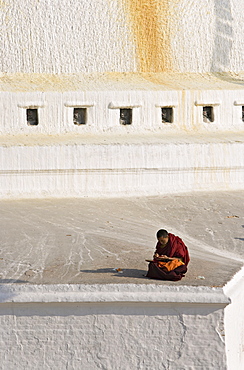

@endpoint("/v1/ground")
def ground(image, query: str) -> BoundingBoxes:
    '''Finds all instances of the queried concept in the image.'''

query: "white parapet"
[224,266,244,370]
[0,283,228,369]
[0,283,230,304]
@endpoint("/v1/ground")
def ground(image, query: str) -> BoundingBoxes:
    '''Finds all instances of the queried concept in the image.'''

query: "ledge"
[194,101,221,107]
[155,103,178,108]
[64,102,95,108]
[1,72,244,92]
[17,102,46,109]
[234,101,244,106]
[108,102,142,109]
[0,132,244,147]
[0,284,229,305]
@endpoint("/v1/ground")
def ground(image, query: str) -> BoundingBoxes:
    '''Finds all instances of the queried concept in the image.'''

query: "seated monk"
[146,229,190,281]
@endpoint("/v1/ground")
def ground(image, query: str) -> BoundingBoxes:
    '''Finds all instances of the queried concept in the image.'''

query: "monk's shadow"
[0,279,29,284]
[80,268,147,279]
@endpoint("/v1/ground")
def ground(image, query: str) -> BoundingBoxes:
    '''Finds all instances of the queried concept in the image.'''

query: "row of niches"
[25,106,244,126]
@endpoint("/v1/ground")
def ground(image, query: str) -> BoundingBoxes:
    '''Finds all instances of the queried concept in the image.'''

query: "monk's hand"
[159,254,168,259]
[154,254,169,260]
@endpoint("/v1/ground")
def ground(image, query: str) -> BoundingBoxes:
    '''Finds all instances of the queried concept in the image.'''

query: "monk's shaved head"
[156,229,168,238]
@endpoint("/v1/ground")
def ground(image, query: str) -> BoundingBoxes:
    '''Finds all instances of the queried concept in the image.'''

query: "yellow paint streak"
[125,0,172,72]
[1,72,244,92]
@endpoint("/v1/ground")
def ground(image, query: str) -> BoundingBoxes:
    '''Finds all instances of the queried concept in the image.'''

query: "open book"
[145,257,175,263]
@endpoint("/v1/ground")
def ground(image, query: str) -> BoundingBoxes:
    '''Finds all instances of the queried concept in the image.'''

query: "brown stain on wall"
[125,0,172,72]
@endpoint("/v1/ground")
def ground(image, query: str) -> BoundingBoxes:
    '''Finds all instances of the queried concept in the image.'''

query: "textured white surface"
[0,284,229,304]
[224,266,244,370]
[0,0,136,74]
[0,139,243,198]
[0,79,244,199]
[0,300,227,370]
[1,0,244,73]
[171,0,244,73]
[1,72,244,136]
[0,285,228,368]
[0,79,244,136]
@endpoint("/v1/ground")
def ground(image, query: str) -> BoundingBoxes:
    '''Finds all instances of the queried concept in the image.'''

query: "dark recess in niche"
[203,106,214,123]
[161,107,173,123]
[120,109,132,125]
[73,108,87,125]
[27,109,38,126]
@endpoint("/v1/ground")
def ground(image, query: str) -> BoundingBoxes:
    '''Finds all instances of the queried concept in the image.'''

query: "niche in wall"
[73,108,87,125]
[27,109,38,126]
[120,109,132,125]
[203,106,214,123]
[161,107,173,123]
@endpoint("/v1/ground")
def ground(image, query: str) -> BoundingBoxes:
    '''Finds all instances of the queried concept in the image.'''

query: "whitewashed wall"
[0,86,244,199]
[0,89,244,135]
[224,266,244,370]
[0,284,228,370]
[0,0,244,74]
[0,302,227,369]
[0,141,243,199]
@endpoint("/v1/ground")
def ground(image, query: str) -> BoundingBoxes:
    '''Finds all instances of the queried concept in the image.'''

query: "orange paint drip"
[125,0,172,72]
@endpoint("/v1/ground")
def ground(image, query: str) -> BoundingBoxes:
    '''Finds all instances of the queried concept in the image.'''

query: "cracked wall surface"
[0,302,226,370]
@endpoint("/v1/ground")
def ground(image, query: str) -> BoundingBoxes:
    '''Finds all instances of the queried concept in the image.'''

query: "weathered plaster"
[1,0,244,73]
[125,0,172,72]
[224,266,244,370]
[0,139,243,198]
[0,284,228,369]
[0,284,230,304]
[1,74,244,135]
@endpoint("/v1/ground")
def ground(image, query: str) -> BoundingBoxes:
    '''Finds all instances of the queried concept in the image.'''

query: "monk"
[146,229,190,281]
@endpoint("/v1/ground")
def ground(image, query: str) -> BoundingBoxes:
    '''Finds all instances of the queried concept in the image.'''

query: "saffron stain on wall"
[124,0,172,72]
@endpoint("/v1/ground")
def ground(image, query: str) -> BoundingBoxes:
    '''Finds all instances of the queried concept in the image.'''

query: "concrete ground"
[0,191,243,286]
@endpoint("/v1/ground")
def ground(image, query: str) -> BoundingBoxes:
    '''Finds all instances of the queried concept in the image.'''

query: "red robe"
[146,233,190,281]
[155,233,190,265]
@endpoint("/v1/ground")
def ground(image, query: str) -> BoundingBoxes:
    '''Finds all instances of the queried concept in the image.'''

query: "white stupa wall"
[0,285,228,370]
[1,0,244,74]
[0,302,227,369]
[1,2,244,369]
[0,140,243,199]
[224,267,244,370]
[0,89,244,135]
[0,86,244,199]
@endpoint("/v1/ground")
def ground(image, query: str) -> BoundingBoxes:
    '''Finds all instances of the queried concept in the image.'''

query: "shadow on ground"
[81,268,147,279]
[0,279,28,284]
